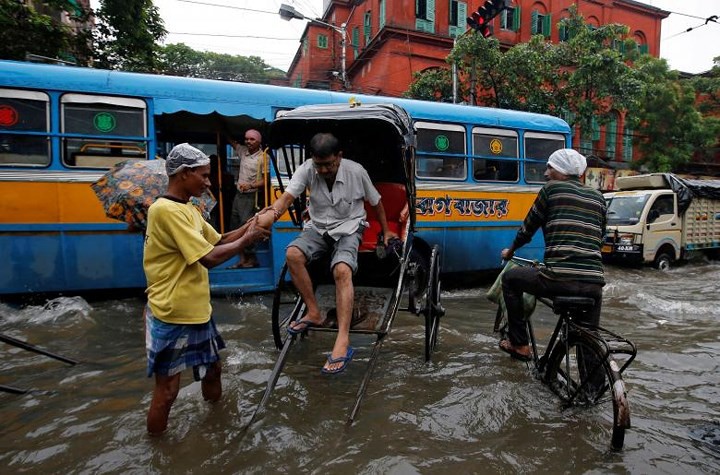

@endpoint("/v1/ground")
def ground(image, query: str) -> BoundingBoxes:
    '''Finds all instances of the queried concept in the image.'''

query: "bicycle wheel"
[423,245,443,362]
[271,263,305,350]
[543,332,630,450]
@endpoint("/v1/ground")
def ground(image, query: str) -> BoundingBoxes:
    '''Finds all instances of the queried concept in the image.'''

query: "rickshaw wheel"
[424,245,443,362]
[271,263,305,350]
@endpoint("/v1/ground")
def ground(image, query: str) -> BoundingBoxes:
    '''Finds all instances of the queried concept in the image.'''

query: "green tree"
[93,0,166,72]
[555,11,643,143]
[0,0,93,64]
[630,56,720,172]
[403,67,454,102]
[157,44,284,83]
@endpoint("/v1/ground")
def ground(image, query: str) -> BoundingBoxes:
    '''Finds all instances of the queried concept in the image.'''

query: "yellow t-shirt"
[143,198,222,324]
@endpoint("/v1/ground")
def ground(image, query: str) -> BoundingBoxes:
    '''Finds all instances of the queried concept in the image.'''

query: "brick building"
[286,0,669,168]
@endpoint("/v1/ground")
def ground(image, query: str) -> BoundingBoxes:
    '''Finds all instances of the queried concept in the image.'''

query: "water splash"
[0,296,93,326]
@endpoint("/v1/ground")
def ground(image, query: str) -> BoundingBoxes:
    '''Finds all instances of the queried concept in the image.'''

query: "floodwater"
[1,261,719,474]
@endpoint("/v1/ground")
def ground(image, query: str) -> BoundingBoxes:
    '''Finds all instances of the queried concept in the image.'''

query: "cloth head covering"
[547,149,587,176]
[245,129,262,141]
[166,143,210,176]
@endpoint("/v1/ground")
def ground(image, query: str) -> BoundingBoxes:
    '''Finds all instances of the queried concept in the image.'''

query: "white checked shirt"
[285,158,381,239]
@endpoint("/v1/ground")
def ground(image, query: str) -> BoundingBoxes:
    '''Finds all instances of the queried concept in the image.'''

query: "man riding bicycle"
[499,149,607,361]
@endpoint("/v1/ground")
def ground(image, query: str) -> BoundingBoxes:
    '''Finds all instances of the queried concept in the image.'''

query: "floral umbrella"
[91,158,216,230]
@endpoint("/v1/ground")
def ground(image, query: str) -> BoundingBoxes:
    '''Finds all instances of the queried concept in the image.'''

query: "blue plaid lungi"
[145,305,226,381]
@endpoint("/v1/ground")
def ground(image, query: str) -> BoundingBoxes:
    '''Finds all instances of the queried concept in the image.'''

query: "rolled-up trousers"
[501,266,603,346]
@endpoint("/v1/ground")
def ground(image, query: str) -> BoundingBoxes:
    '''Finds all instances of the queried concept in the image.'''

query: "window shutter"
[623,124,633,162]
[512,7,521,31]
[640,44,649,54]
[542,14,551,38]
[531,10,539,34]
[592,117,600,141]
[364,12,371,45]
[606,115,617,160]
[458,2,467,27]
[352,27,360,58]
[380,0,386,29]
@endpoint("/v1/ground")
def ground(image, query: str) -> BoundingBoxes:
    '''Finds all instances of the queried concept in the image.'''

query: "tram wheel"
[423,245,443,362]
[271,263,305,350]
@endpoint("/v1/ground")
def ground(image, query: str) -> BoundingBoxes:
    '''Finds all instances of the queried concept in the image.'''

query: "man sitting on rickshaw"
[257,132,398,374]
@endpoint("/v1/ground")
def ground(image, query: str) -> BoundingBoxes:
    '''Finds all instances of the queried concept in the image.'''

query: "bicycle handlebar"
[503,256,545,267]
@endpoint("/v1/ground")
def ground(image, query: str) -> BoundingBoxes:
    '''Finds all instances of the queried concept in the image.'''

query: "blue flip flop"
[321,346,355,375]
[287,317,320,335]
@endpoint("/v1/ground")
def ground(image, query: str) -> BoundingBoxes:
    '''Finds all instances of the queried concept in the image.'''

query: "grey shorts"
[288,227,364,273]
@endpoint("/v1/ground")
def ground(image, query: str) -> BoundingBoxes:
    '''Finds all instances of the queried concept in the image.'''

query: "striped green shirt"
[512,178,606,284]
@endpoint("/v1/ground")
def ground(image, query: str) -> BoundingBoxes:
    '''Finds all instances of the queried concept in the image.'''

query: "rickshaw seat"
[360,182,408,251]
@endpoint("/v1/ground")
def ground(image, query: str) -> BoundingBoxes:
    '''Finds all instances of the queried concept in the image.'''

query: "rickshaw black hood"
[267,103,415,150]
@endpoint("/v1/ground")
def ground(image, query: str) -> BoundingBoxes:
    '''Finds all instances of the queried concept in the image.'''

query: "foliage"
[157,43,284,83]
[690,57,720,116]
[93,0,167,72]
[403,67,454,102]
[630,56,720,172]
[555,12,643,134]
[0,0,93,65]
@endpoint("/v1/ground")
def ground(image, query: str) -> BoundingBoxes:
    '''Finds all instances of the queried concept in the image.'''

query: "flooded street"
[1,261,719,474]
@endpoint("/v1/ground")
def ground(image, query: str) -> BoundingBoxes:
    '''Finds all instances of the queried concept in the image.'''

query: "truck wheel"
[654,252,672,271]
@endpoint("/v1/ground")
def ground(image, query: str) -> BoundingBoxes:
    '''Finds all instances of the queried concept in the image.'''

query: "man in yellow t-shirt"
[143,143,269,436]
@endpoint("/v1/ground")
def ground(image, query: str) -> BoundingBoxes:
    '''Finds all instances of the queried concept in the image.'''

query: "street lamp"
[279,3,350,90]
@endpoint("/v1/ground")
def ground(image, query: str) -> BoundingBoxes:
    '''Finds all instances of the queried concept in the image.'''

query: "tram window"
[472,127,518,182]
[61,94,148,168]
[0,90,50,166]
[415,123,466,180]
[525,132,566,183]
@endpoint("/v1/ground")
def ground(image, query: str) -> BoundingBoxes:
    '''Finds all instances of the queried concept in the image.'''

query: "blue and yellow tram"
[0,60,570,296]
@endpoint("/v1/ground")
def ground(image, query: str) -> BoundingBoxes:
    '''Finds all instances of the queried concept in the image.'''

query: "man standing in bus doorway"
[143,143,269,435]
[255,133,398,374]
[229,129,265,268]
[498,149,606,361]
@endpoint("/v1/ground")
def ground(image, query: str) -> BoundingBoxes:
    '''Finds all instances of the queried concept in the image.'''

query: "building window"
[501,6,520,32]
[531,10,551,37]
[416,0,428,19]
[364,11,372,45]
[449,1,467,38]
[317,34,328,49]
[416,0,435,33]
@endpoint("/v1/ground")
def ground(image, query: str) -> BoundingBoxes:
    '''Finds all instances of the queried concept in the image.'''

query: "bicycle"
[491,256,637,450]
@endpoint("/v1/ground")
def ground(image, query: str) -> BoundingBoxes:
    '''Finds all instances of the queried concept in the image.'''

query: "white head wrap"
[547,149,587,176]
[166,143,210,176]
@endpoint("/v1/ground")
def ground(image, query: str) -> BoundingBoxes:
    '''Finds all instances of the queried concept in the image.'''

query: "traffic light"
[467,0,510,37]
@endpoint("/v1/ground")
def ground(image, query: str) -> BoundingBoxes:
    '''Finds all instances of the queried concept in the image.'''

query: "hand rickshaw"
[253,102,444,423]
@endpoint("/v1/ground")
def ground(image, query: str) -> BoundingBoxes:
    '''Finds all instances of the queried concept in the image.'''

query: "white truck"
[603,173,720,269]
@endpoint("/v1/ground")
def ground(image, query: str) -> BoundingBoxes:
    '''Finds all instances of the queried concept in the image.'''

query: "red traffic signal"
[466,0,510,37]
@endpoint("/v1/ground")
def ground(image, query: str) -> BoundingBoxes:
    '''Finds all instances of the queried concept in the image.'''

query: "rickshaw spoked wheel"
[424,245,443,362]
[271,263,305,350]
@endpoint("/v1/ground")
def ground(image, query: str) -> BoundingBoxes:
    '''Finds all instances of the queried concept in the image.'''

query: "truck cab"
[603,174,683,270]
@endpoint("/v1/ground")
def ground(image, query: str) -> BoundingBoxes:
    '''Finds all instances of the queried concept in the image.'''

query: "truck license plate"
[617,245,635,251]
